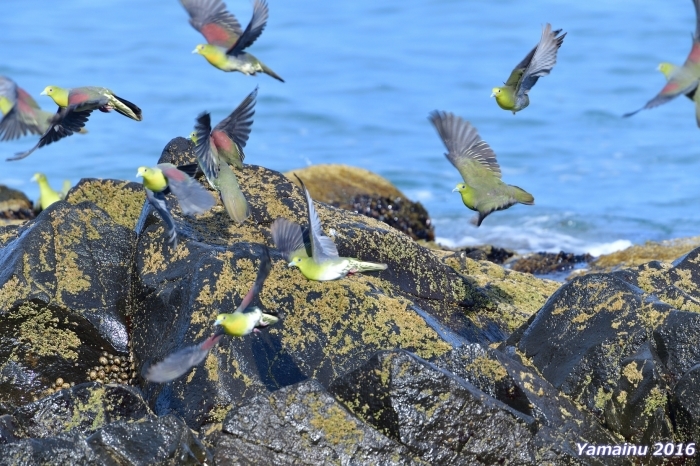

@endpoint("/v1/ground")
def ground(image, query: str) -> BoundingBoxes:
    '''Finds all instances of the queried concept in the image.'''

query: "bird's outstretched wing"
[193,111,218,181]
[294,175,339,263]
[145,189,178,247]
[227,0,269,55]
[214,86,257,161]
[144,330,224,383]
[8,106,91,161]
[429,110,502,180]
[515,24,566,99]
[180,0,243,48]
[158,163,216,215]
[271,217,310,260]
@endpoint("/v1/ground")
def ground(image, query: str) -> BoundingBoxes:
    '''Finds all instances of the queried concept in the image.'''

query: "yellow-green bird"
[183,0,284,82]
[137,163,217,246]
[9,85,141,161]
[271,175,388,281]
[491,23,566,113]
[0,76,86,141]
[429,111,534,227]
[31,173,71,210]
[624,0,700,126]
[144,247,279,383]
[191,87,257,223]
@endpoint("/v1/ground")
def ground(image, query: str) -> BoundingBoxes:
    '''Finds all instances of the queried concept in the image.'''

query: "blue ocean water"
[1,0,699,255]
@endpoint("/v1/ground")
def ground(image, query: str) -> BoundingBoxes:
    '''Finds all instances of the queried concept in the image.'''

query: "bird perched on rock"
[144,247,279,383]
[8,85,141,161]
[624,0,700,125]
[31,173,71,210]
[0,76,86,141]
[429,111,534,226]
[137,163,216,247]
[182,0,284,81]
[491,24,566,113]
[192,87,257,223]
[271,175,388,281]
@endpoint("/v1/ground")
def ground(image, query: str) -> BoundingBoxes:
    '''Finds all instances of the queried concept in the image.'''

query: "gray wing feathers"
[294,175,339,262]
[428,110,501,178]
[165,170,217,216]
[194,111,218,183]
[215,86,257,152]
[518,24,565,96]
[271,217,308,259]
[228,0,269,54]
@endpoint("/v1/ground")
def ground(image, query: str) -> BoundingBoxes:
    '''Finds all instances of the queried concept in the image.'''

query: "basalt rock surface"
[3,137,700,464]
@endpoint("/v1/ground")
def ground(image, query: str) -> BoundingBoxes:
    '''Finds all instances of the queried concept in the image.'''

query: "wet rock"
[12,383,151,438]
[508,251,593,276]
[0,201,134,408]
[671,364,700,444]
[591,236,700,273]
[285,164,434,241]
[435,344,623,453]
[0,415,19,445]
[512,273,676,444]
[87,414,209,465]
[442,252,561,334]
[211,379,418,465]
[0,415,208,466]
[65,178,145,230]
[458,244,515,264]
[134,138,512,429]
[0,185,34,225]
[329,349,604,465]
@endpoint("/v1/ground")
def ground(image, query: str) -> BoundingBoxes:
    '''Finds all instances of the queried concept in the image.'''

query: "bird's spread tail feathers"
[112,94,143,121]
[510,185,535,205]
[350,260,388,273]
[261,63,285,82]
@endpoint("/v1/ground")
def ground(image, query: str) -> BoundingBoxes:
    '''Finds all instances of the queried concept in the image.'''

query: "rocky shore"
[1,138,699,465]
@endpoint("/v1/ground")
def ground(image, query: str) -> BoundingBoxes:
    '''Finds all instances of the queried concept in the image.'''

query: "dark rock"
[0,201,135,408]
[0,185,34,225]
[512,273,676,443]
[12,383,151,438]
[671,364,700,444]
[653,310,700,381]
[0,433,99,466]
[508,251,593,276]
[0,415,19,445]
[65,178,145,230]
[330,349,550,465]
[213,379,418,465]
[460,244,515,264]
[87,414,209,465]
[0,415,208,466]
[434,344,623,454]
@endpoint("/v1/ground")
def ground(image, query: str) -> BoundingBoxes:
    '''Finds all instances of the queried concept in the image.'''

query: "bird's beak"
[490,92,496,98]
[40,90,47,96]
[287,261,295,268]
[452,187,459,192]
[214,316,223,326]
[192,48,199,54]
[135,172,141,178]
[30,174,39,182]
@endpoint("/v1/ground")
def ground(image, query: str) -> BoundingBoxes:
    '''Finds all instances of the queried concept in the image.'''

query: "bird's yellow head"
[31,173,47,183]
[214,314,226,326]
[657,62,676,79]
[453,183,468,193]
[192,44,209,55]
[189,131,198,143]
[490,87,503,98]
[40,86,68,107]
[136,166,152,178]
[288,256,304,268]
